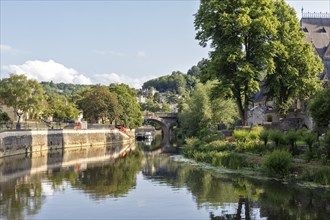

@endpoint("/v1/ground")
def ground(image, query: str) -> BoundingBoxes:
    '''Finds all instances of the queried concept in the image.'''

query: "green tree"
[109,84,143,128]
[195,0,279,125]
[179,83,212,137]
[44,94,79,122]
[0,74,44,128]
[263,0,323,115]
[77,86,121,124]
[308,88,330,131]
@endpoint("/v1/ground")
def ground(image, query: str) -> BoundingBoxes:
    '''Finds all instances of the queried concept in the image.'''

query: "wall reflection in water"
[0,142,141,219]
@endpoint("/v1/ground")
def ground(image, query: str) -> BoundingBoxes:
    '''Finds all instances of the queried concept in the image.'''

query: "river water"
[1,140,330,219]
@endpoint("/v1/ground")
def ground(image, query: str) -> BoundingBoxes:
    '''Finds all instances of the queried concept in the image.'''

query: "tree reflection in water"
[143,155,330,220]
[0,177,45,220]
[1,148,330,219]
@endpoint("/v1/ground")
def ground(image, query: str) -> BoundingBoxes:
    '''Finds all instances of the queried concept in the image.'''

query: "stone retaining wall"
[0,129,133,158]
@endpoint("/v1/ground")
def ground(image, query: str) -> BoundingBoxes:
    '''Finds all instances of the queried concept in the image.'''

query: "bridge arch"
[143,113,178,152]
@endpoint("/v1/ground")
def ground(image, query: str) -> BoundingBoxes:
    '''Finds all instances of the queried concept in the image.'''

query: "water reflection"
[1,144,330,219]
[142,155,330,219]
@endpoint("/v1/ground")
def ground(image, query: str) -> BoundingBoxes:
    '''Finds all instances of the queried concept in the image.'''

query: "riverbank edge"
[180,148,330,189]
[0,129,135,158]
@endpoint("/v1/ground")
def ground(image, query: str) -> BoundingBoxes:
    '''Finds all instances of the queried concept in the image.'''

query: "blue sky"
[1,0,329,88]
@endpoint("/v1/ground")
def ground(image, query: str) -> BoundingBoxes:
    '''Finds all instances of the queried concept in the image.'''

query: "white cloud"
[0,44,24,55]
[91,73,156,89]
[3,60,92,84]
[137,50,146,58]
[2,59,155,88]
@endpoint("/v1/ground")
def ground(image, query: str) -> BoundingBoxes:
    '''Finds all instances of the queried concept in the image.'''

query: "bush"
[184,137,202,148]
[233,129,250,143]
[263,150,292,177]
[201,132,224,143]
[302,132,317,153]
[284,130,299,155]
[260,129,270,147]
[249,126,263,142]
[206,140,233,151]
[269,129,284,148]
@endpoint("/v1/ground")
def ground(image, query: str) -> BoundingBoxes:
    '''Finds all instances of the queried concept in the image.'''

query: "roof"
[301,13,330,85]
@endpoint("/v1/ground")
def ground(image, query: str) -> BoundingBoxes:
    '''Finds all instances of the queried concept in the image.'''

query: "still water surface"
[1,141,330,219]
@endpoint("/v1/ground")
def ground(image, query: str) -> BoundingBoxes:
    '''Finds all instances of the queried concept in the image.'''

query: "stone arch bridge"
[143,113,178,152]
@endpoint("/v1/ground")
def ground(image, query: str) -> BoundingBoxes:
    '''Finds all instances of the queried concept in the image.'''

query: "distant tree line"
[0,75,142,128]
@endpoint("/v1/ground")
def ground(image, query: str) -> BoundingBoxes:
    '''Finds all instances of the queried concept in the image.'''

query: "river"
[0,139,330,219]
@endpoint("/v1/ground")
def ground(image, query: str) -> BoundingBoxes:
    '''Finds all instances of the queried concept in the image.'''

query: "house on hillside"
[248,12,330,130]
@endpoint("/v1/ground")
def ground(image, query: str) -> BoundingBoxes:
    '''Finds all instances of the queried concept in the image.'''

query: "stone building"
[301,12,330,87]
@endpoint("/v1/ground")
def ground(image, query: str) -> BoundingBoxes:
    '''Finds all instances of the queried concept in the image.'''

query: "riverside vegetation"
[181,127,330,186]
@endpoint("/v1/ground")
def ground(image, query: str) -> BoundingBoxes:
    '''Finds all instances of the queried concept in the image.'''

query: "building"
[249,12,330,129]
[301,12,330,87]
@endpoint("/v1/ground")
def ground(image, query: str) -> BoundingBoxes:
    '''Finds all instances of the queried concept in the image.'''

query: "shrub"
[269,129,284,148]
[207,140,232,151]
[284,130,299,155]
[266,114,273,122]
[263,150,292,177]
[233,129,250,143]
[184,137,202,148]
[249,126,263,142]
[260,129,270,147]
[201,132,224,143]
[302,132,317,153]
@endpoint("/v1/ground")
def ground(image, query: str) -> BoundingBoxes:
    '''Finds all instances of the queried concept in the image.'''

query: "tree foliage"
[43,94,79,122]
[308,88,330,131]
[194,0,323,124]
[142,71,198,95]
[195,0,278,125]
[109,84,143,128]
[179,82,238,137]
[77,86,121,124]
[0,74,44,124]
[263,0,323,115]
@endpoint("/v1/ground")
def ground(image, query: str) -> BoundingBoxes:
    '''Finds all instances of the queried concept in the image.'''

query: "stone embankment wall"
[0,129,134,158]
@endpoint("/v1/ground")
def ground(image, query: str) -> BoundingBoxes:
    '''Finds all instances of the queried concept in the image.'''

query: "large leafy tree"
[109,84,143,128]
[195,0,278,125]
[263,0,323,115]
[77,86,121,124]
[0,74,44,127]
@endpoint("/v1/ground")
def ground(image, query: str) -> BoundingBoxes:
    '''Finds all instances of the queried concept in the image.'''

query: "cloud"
[137,50,146,58]
[2,60,155,88]
[3,60,92,84]
[91,73,156,89]
[0,44,25,55]
[93,50,126,57]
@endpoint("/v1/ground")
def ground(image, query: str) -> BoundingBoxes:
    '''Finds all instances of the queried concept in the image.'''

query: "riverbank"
[0,129,135,157]
[180,129,330,187]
